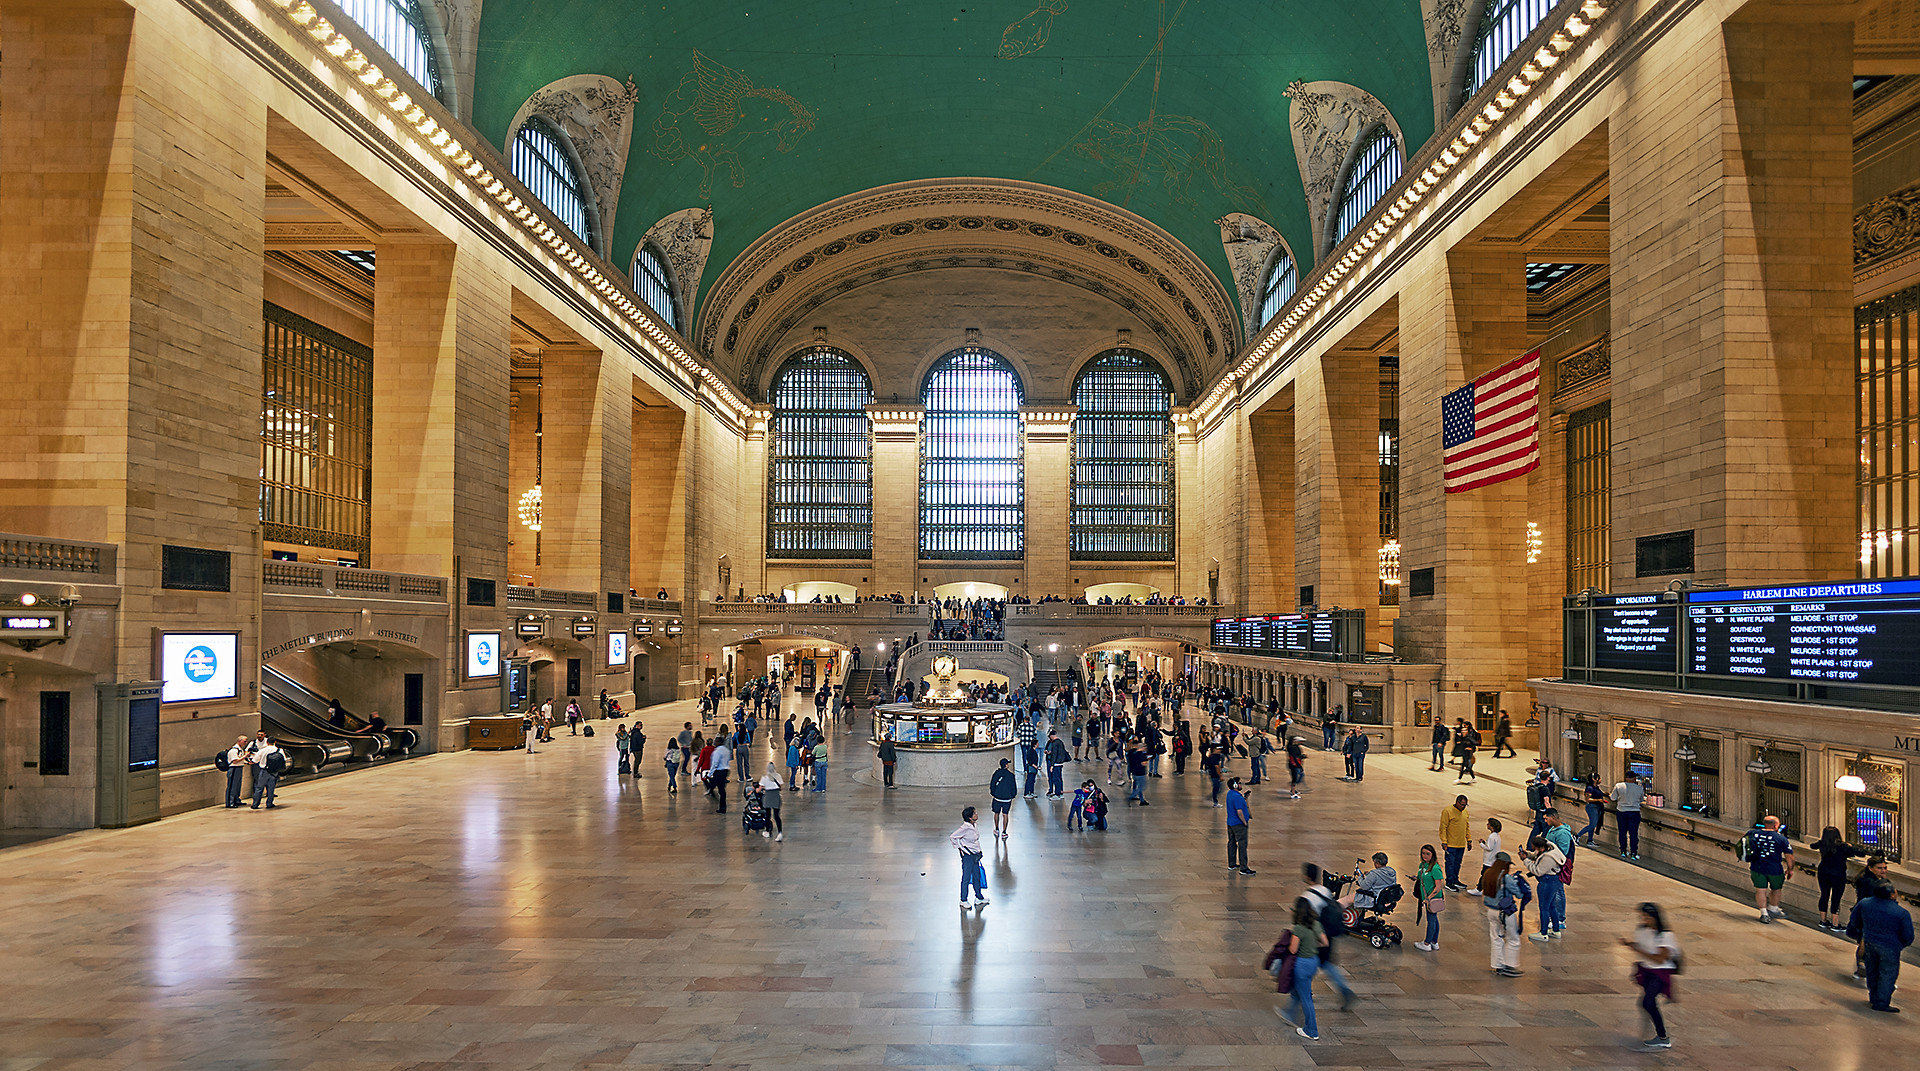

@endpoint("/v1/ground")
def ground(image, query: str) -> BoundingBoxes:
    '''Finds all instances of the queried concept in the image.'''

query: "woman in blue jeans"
[1575,772,1607,845]
[663,740,682,794]
[1278,897,1328,1041]
[1413,844,1445,951]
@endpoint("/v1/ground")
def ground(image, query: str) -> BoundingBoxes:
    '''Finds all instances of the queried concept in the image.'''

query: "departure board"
[1210,610,1365,662]
[1686,579,1920,687]
[1591,595,1679,673]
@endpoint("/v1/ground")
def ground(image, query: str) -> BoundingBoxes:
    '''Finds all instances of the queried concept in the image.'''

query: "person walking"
[708,737,732,813]
[1622,902,1680,1048]
[1274,896,1328,1041]
[1203,742,1225,806]
[1575,772,1608,846]
[1481,852,1525,977]
[1744,815,1793,923]
[1285,735,1307,799]
[1811,826,1864,931]
[1612,773,1646,859]
[566,700,582,735]
[1225,777,1255,875]
[758,762,784,841]
[811,741,828,792]
[1301,865,1359,1010]
[1492,710,1515,758]
[1478,817,1504,886]
[1412,844,1446,951]
[1429,719,1450,772]
[1455,728,1479,784]
[1126,741,1151,805]
[663,738,682,794]
[988,758,1017,839]
[1848,879,1914,1013]
[878,737,898,789]
[1523,835,1567,943]
[1440,795,1473,891]
[952,806,989,908]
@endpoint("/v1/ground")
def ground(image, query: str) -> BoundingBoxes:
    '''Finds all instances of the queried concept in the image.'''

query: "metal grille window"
[336,0,439,96]
[1571,718,1599,781]
[1679,737,1720,819]
[1566,401,1611,593]
[920,347,1024,559]
[1257,253,1297,328]
[1847,759,1903,861]
[767,349,873,558]
[1753,746,1803,837]
[1071,351,1174,560]
[633,244,678,330]
[1331,128,1401,249]
[511,118,593,248]
[261,303,373,554]
[1857,286,1920,577]
[1467,0,1557,97]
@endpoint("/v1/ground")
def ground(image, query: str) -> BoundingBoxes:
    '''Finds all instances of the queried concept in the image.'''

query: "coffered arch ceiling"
[470,1,1433,354]
[709,180,1234,399]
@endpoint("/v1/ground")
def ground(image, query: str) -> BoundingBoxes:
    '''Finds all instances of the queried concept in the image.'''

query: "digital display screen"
[159,633,239,703]
[1591,595,1679,673]
[1687,579,1920,687]
[128,696,160,771]
[1855,806,1895,850]
[607,632,628,667]
[1629,759,1654,780]
[1211,611,1361,662]
[466,632,501,679]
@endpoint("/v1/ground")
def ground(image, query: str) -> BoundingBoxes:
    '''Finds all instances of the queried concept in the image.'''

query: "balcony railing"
[263,560,446,601]
[0,534,115,578]
[507,585,597,610]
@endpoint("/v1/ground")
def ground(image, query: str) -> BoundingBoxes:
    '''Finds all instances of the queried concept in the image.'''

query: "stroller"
[1321,865,1406,948]
[741,785,772,835]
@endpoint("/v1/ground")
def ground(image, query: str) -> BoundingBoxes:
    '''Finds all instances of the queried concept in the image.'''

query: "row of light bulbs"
[1569,724,1879,793]
[1198,0,1613,428]
[264,0,755,430]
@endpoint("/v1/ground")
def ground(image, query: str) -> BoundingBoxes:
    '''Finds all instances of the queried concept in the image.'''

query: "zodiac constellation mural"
[650,52,817,198]
[1073,113,1262,213]
[1000,0,1069,59]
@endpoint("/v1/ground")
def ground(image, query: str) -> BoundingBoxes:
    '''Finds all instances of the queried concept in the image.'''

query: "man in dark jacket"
[1849,880,1914,1012]
[1044,731,1071,798]
[1342,729,1371,781]
[877,737,898,789]
[988,758,1018,839]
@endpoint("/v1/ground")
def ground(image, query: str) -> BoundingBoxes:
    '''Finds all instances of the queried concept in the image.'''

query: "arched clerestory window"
[1072,351,1175,560]
[336,0,440,97]
[633,244,678,330]
[1467,0,1558,99]
[511,117,594,249]
[767,348,874,558]
[1331,126,1401,251]
[1257,251,1298,329]
[920,347,1024,559]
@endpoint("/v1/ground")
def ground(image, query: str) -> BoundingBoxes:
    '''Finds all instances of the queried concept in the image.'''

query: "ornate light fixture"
[1378,540,1401,585]
[1746,743,1774,775]
[1613,731,1635,750]
[1526,522,1543,564]
[517,485,543,532]
[1673,735,1696,762]
[1561,727,1581,740]
[1836,754,1870,793]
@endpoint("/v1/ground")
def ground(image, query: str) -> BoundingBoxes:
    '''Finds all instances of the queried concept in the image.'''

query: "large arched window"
[921,347,1024,559]
[1331,127,1401,250]
[336,0,440,96]
[1467,0,1558,98]
[1072,351,1174,560]
[511,118,594,248]
[1257,251,1298,328]
[767,349,874,558]
[633,244,678,330]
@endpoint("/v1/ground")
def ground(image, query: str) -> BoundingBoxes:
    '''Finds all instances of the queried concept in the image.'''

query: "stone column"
[1609,4,1854,587]
[869,406,923,596]
[1022,406,1076,595]
[1295,352,1381,615]
[630,400,688,599]
[1397,247,1533,724]
[539,343,631,602]
[1247,396,1296,609]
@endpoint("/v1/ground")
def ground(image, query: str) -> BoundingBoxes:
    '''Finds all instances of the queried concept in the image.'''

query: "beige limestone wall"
[631,401,689,599]
[1246,399,1296,610]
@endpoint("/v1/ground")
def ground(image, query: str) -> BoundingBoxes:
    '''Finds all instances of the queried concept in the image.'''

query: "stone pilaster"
[1246,396,1296,609]
[1294,351,1381,615]
[540,344,631,599]
[868,405,922,595]
[1022,406,1076,594]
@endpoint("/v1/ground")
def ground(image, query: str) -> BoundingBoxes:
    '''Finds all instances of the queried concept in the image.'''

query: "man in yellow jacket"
[1440,794,1473,891]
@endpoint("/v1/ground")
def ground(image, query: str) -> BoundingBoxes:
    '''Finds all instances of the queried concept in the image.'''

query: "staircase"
[843,667,884,701]
[1029,669,1068,698]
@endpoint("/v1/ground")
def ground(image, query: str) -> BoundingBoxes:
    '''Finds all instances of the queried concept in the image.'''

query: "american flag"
[1442,349,1541,493]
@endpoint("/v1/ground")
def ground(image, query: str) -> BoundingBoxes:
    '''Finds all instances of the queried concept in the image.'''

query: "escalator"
[261,665,419,771]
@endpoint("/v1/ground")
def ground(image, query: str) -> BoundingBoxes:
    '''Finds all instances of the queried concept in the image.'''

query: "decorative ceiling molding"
[1217,213,1289,341]
[426,0,481,120]
[699,179,1240,400]
[1858,177,1920,270]
[1286,80,1402,262]
[644,207,715,323]
[510,74,641,258]
[1422,0,1476,127]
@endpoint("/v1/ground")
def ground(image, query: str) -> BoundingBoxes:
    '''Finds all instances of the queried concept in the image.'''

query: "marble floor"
[0,697,1903,1070]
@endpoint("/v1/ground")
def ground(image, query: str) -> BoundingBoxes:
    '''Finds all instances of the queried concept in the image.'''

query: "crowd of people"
[714,589,1211,605]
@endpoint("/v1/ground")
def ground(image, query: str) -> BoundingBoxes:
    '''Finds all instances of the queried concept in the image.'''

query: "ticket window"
[1752,746,1803,838]
[1678,738,1720,819]
[1846,759,1903,861]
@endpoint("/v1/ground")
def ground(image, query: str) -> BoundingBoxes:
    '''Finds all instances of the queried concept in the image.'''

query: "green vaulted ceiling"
[472,0,1432,333]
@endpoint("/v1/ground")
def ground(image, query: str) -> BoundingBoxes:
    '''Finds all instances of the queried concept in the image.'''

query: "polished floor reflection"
[0,696,1905,1070]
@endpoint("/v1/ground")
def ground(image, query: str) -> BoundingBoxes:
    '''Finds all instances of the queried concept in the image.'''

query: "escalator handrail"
[264,666,416,752]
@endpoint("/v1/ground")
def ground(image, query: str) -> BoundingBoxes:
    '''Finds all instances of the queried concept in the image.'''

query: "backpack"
[1737,830,1756,863]
[265,750,288,774]
[1525,782,1546,811]
[582,723,595,737]
[214,751,231,772]
[1310,888,1349,937]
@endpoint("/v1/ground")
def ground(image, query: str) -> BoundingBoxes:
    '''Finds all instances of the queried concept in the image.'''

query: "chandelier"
[517,485,543,532]
[1378,540,1401,585]
[1526,521,1543,564]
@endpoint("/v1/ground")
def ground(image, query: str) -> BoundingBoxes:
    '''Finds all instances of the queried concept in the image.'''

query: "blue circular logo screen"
[183,645,218,683]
